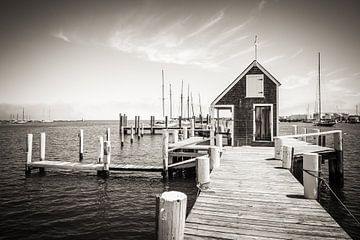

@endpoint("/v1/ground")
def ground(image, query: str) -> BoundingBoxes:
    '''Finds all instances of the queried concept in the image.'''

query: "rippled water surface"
[0,121,359,239]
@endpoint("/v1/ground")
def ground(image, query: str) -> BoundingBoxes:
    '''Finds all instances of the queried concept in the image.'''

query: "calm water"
[0,121,359,239]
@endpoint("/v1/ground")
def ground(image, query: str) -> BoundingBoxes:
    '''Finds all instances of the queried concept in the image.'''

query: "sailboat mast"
[169,84,172,119]
[22,108,25,121]
[180,80,183,118]
[318,52,321,120]
[198,93,202,116]
[191,92,195,118]
[162,69,165,118]
[187,84,190,120]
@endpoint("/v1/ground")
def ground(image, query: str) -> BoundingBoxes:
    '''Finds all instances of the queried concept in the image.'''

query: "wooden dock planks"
[184,146,350,239]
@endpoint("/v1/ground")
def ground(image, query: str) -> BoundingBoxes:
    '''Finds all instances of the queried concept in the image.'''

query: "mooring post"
[119,113,123,134]
[178,116,182,129]
[162,130,169,178]
[165,116,168,129]
[130,125,134,144]
[156,191,187,240]
[313,129,320,145]
[106,128,111,142]
[150,116,154,135]
[210,124,215,146]
[292,125,298,135]
[199,114,203,125]
[190,118,195,137]
[98,140,111,177]
[301,128,307,142]
[274,137,283,160]
[182,126,188,139]
[40,132,46,161]
[79,129,84,161]
[141,123,144,137]
[137,120,141,140]
[330,131,344,187]
[121,126,124,147]
[25,133,33,174]
[282,145,294,169]
[321,135,326,147]
[303,153,319,199]
[196,156,210,189]
[97,136,104,163]
[209,146,220,171]
[172,130,178,143]
[124,114,128,127]
[216,134,223,153]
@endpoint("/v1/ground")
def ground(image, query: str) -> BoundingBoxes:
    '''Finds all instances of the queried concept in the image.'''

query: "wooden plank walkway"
[184,146,350,239]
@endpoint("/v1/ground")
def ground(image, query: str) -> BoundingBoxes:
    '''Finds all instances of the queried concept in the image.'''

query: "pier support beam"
[79,129,84,161]
[196,156,210,189]
[156,191,187,240]
[25,133,33,175]
[162,131,169,178]
[303,153,319,199]
[330,131,344,187]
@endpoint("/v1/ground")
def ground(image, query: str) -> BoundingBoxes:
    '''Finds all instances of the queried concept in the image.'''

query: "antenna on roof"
[254,35,258,61]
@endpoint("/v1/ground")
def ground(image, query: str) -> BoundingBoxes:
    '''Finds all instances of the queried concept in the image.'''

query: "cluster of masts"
[162,69,203,120]
[9,108,53,124]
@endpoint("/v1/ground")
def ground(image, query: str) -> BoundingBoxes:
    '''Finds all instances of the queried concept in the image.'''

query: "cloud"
[282,70,317,89]
[262,55,284,64]
[325,67,346,77]
[51,31,71,42]
[289,48,303,59]
[258,0,267,11]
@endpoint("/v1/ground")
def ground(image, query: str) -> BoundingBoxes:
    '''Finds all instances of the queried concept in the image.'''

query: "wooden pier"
[183,146,350,239]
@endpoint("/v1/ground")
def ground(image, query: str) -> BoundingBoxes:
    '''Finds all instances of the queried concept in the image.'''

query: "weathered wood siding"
[216,66,277,146]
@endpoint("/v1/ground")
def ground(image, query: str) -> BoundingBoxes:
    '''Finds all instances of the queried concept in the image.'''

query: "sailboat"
[314,52,336,127]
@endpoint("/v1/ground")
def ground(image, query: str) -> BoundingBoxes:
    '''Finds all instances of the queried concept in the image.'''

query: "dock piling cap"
[160,191,187,202]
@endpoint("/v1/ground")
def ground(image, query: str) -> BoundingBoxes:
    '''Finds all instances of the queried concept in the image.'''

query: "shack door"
[254,106,271,141]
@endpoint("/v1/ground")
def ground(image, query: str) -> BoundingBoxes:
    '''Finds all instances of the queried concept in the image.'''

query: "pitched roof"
[211,60,281,106]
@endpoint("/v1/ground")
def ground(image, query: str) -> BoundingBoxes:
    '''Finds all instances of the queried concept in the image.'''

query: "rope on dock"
[303,169,360,226]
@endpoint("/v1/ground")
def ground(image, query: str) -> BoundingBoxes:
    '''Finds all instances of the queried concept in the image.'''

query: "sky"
[0,0,359,120]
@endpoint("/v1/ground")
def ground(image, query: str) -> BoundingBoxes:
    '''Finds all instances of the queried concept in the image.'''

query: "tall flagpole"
[169,83,172,119]
[254,35,258,61]
[162,69,165,118]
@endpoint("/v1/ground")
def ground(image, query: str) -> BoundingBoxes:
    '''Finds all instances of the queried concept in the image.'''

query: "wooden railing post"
[156,191,187,240]
[274,137,283,160]
[282,145,294,169]
[330,131,344,187]
[303,153,319,199]
[79,129,84,161]
[25,133,33,175]
[196,156,210,189]
[292,125,298,135]
[182,126,188,139]
[121,126,124,147]
[162,131,169,178]
[209,146,220,171]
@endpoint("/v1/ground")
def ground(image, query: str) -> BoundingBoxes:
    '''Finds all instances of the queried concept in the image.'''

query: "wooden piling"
[130,125,134,144]
[156,191,187,240]
[313,129,320,145]
[119,114,123,134]
[79,129,84,161]
[162,131,169,178]
[137,119,141,140]
[303,153,319,199]
[165,116,168,129]
[196,156,210,189]
[330,131,344,187]
[98,140,110,177]
[209,146,220,171]
[106,128,111,142]
[40,132,46,161]
[282,145,293,169]
[321,135,326,147]
[97,136,104,163]
[172,130,178,143]
[178,116,182,129]
[141,123,144,137]
[216,134,223,152]
[292,125,298,135]
[121,126,124,147]
[25,133,33,174]
[274,137,283,160]
[190,119,195,137]
[301,128,307,142]
[135,116,138,134]
[182,126,188,139]
[210,125,215,146]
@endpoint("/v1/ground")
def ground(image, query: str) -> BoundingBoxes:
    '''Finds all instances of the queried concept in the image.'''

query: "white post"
[173,130,178,143]
[26,134,33,165]
[190,119,195,137]
[196,156,210,189]
[106,128,111,141]
[120,126,124,147]
[130,125,134,144]
[303,153,319,199]
[274,137,283,160]
[210,125,215,146]
[79,129,84,161]
[97,136,104,163]
[209,146,220,170]
[282,145,293,169]
[182,126,188,139]
[103,140,111,172]
[40,132,46,161]
[292,125,298,135]
[216,134,223,152]
[301,128,307,142]
[156,191,187,240]
[162,131,169,178]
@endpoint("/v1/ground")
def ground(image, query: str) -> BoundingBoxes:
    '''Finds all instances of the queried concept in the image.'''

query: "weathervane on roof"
[254,35,258,61]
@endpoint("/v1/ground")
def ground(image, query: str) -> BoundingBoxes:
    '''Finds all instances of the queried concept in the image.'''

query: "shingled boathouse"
[210,60,281,146]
